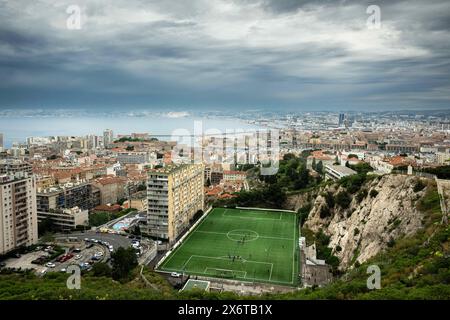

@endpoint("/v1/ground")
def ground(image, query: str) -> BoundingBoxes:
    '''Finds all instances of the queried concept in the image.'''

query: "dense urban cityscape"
[1,108,450,298]
[0,0,449,314]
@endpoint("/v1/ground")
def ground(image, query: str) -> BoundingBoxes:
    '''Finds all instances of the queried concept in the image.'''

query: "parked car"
[74,254,82,260]
[45,262,56,268]
[171,272,181,278]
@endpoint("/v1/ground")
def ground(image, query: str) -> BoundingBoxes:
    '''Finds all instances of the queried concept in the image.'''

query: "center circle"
[227,229,259,242]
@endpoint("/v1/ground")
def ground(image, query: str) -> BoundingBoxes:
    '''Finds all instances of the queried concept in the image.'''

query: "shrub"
[413,179,426,192]
[335,191,352,209]
[356,189,368,202]
[320,205,331,219]
[340,173,367,194]
[298,203,312,226]
[370,189,379,198]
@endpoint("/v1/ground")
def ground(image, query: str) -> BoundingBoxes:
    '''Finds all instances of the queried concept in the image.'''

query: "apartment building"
[145,164,204,244]
[37,181,100,212]
[103,129,114,148]
[37,206,88,232]
[92,176,127,205]
[324,164,357,180]
[223,170,247,182]
[0,172,38,255]
[0,159,33,175]
[117,152,149,164]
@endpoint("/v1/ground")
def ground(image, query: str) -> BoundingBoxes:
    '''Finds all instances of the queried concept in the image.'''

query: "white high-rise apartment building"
[0,172,38,255]
[146,164,204,244]
[103,129,114,148]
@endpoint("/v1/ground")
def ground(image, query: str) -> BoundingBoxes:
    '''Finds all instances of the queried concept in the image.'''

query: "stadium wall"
[235,206,296,213]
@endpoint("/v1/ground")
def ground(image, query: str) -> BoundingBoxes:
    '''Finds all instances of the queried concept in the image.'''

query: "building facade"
[103,129,114,148]
[145,164,204,244]
[0,160,33,175]
[324,164,357,180]
[117,152,149,164]
[0,172,38,255]
[37,182,100,212]
[37,206,89,232]
[92,176,126,205]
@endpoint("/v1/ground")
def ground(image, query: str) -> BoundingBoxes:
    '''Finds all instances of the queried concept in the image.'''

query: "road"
[55,231,132,250]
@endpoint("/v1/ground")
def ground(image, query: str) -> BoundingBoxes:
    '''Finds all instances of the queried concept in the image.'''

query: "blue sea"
[0,114,260,148]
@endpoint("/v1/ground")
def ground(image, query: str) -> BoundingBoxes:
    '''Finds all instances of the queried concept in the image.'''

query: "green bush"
[356,189,368,202]
[413,179,426,192]
[320,205,332,219]
[340,173,367,194]
[335,191,352,209]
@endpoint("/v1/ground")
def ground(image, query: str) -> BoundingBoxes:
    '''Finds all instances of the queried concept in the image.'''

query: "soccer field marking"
[291,214,296,284]
[195,230,294,241]
[269,263,274,281]
[182,255,273,275]
[222,209,283,220]
[226,229,259,242]
[204,267,247,278]
[184,254,274,266]
[161,266,294,285]
[159,214,209,268]
[158,208,299,286]
[181,255,275,281]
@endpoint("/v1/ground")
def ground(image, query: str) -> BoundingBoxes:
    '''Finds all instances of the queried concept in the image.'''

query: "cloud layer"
[0,0,449,111]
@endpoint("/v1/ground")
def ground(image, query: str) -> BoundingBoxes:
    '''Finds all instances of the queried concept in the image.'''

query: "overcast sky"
[0,0,449,111]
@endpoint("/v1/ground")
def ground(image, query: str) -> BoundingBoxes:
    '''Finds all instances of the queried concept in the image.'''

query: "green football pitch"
[158,207,299,286]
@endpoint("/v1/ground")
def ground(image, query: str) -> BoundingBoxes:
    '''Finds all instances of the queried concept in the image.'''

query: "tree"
[92,262,112,277]
[312,158,317,170]
[335,191,352,209]
[111,247,138,281]
[131,225,141,236]
[38,217,55,236]
[137,184,147,192]
[316,161,324,174]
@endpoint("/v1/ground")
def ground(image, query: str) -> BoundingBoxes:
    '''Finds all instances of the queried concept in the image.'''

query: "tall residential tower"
[145,164,204,244]
[0,171,38,255]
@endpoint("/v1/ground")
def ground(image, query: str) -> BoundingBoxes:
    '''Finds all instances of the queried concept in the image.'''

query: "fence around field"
[235,206,296,213]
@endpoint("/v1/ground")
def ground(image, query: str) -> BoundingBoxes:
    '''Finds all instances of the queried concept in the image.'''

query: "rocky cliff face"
[288,174,432,270]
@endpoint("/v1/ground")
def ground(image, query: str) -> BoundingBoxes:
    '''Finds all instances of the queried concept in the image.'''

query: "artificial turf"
[158,207,299,286]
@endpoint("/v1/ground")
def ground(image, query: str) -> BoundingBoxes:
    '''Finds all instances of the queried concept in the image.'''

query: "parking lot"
[51,243,108,273]
[1,240,111,275]
[57,231,132,250]
[2,250,50,274]
[0,231,155,275]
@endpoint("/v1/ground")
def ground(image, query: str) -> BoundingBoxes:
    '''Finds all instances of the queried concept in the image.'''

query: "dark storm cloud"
[0,0,449,111]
